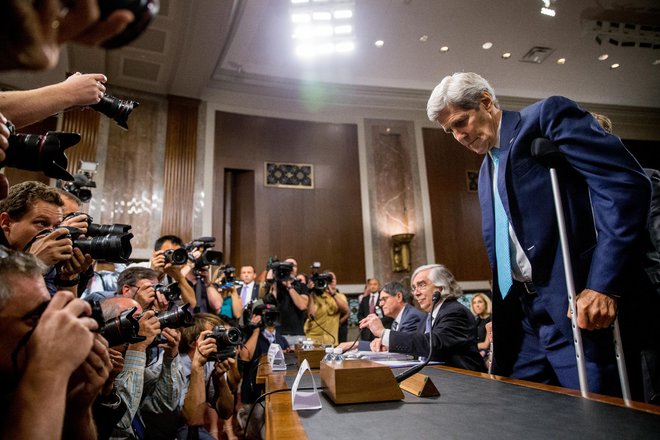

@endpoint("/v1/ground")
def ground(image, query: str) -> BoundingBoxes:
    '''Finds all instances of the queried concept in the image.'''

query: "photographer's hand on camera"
[57,247,94,293]
[66,334,111,408]
[129,310,160,352]
[60,212,89,235]
[158,328,181,360]
[192,330,216,367]
[1,1,135,70]
[27,227,73,266]
[26,291,99,377]
[133,280,165,311]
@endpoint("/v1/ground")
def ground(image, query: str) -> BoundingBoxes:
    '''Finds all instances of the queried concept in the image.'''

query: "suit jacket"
[478,96,657,377]
[396,304,426,333]
[242,282,260,307]
[388,299,486,372]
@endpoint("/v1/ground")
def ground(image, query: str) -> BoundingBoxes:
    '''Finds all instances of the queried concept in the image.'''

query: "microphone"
[395,290,442,383]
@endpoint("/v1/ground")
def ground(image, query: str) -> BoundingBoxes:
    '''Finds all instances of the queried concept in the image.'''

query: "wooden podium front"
[320,359,404,404]
[294,346,326,369]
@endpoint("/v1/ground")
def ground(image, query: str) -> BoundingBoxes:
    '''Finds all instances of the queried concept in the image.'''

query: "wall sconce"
[391,233,414,272]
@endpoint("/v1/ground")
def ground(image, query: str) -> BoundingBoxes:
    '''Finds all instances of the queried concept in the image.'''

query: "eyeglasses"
[378,295,393,303]
[412,281,430,292]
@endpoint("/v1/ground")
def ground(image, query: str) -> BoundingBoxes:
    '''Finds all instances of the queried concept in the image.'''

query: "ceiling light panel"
[290,0,356,58]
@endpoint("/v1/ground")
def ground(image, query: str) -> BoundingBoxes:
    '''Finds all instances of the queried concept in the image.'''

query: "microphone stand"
[395,292,441,383]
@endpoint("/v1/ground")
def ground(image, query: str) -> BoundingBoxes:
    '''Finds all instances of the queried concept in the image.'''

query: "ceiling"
[1,0,659,109]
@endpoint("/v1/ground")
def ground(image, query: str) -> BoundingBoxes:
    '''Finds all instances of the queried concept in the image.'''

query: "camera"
[90,93,139,130]
[205,324,242,362]
[267,257,294,282]
[98,306,145,347]
[163,248,188,265]
[98,0,160,49]
[0,121,80,181]
[60,161,98,203]
[153,281,182,302]
[186,237,223,270]
[213,264,238,290]
[153,303,194,329]
[30,224,133,263]
[311,272,333,292]
[246,300,281,329]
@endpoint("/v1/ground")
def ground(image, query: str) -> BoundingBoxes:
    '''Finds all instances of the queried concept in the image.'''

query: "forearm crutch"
[531,138,631,404]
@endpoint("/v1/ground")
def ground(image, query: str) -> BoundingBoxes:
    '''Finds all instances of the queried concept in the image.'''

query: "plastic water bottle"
[303,338,314,350]
[323,347,334,362]
[333,347,344,362]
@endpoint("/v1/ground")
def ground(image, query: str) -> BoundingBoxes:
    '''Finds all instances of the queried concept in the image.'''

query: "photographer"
[0,72,108,129]
[137,235,197,308]
[178,313,241,440]
[262,257,309,341]
[0,181,93,295]
[238,302,289,439]
[0,246,110,439]
[212,265,243,323]
[304,270,348,345]
[116,267,169,312]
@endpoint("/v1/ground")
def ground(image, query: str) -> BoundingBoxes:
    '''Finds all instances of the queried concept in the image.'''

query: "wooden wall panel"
[423,128,491,281]
[160,96,199,241]
[61,108,101,175]
[214,112,365,283]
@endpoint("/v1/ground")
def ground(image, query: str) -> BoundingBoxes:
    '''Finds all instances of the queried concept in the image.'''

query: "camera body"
[267,257,294,282]
[163,248,188,265]
[243,300,281,330]
[153,281,182,302]
[153,303,194,329]
[97,305,145,347]
[43,220,133,263]
[205,324,242,362]
[185,237,223,271]
[311,272,333,293]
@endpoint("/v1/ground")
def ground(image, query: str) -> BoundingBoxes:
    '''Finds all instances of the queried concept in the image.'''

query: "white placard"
[267,343,286,371]
[291,359,322,410]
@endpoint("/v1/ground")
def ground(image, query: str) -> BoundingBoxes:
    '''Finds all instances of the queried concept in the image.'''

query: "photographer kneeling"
[304,271,349,345]
[178,313,241,440]
[238,302,289,439]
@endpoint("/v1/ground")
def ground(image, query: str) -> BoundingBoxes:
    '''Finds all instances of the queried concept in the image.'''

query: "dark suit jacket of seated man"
[389,298,486,372]
[396,303,427,333]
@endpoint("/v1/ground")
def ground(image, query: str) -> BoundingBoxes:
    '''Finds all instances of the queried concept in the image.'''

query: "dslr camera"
[267,257,294,282]
[205,325,242,362]
[153,281,182,302]
[213,264,238,290]
[309,261,333,293]
[244,300,281,329]
[163,247,189,265]
[186,237,223,271]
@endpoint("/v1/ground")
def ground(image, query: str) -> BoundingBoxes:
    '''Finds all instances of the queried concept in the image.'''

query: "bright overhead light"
[312,11,332,20]
[557,58,566,64]
[653,59,660,66]
[375,40,384,47]
[610,63,620,69]
[334,25,352,35]
[333,9,352,19]
[291,0,309,4]
[597,54,609,61]
[482,42,493,49]
[502,52,511,59]
[419,35,429,42]
[440,46,449,52]
[541,0,556,16]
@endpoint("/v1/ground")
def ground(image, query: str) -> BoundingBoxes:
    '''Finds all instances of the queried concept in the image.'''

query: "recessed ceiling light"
[502,52,511,59]
[419,35,429,42]
[557,58,566,64]
[375,40,384,47]
[652,59,660,66]
[598,54,609,61]
[610,63,620,69]
[440,46,449,53]
[333,9,352,19]
[482,42,493,50]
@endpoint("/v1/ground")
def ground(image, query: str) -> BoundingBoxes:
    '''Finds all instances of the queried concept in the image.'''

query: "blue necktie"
[424,314,433,333]
[491,149,513,298]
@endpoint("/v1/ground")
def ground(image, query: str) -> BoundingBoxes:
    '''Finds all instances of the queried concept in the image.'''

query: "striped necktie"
[490,148,513,298]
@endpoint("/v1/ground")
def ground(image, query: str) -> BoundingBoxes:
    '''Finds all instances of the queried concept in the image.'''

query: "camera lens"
[89,94,139,130]
[74,233,134,263]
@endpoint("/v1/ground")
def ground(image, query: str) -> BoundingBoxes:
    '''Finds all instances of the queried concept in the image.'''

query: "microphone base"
[399,372,440,397]
[320,359,404,404]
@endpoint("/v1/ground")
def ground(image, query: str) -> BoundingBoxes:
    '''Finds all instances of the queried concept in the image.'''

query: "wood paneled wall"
[61,108,101,175]
[161,95,200,241]
[423,127,491,281]
[213,111,365,283]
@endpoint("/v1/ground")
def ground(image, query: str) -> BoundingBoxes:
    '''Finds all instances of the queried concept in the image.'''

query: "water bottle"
[333,347,344,362]
[323,347,334,362]
[303,338,314,350]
